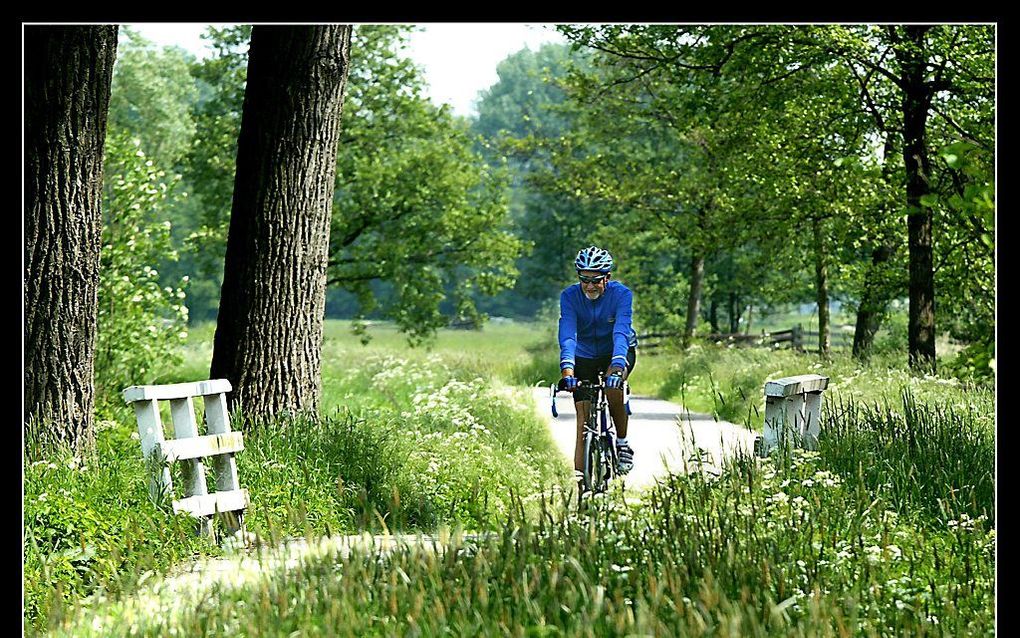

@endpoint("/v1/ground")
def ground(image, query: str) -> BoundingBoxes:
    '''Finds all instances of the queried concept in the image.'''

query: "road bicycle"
[550,373,631,495]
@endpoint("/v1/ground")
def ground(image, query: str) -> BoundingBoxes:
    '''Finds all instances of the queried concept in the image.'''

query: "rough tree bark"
[210,25,352,421]
[852,243,895,360]
[896,26,937,371]
[728,292,741,334]
[708,296,719,333]
[852,135,900,361]
[24,26,118,458]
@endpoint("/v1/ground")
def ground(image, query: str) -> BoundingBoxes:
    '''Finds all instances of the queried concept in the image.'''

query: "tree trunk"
[24,26,118,458]
[897,26,937,371]
[852,133,900,362]
[708,296,719,333]
[728,292,740,334]
[744,304,754,335]
[852,243,894,360]
[682,254,705,348]
[210,25,352,421]
[813,217,831,357]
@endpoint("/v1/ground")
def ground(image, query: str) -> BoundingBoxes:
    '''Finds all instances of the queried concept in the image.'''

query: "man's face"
[578,269,609,300]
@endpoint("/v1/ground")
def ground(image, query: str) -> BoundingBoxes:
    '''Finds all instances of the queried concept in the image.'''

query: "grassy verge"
[53,438,994,636]
[27,318,995,635]
[25,320,567,635]
[636,342,994,433]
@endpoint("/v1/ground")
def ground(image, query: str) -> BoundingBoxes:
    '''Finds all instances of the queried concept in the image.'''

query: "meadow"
[27,318,995,635]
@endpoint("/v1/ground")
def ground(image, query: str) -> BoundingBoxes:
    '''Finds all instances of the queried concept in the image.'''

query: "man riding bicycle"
[558,246,638,488]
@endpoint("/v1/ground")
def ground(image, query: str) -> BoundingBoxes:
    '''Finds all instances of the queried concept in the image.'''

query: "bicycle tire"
[583,430,607,493]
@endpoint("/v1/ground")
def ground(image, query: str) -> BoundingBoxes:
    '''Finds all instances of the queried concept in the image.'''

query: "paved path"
[532,386,758,490]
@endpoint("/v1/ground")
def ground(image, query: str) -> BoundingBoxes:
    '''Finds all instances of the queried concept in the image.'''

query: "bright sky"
[126,23,566,118]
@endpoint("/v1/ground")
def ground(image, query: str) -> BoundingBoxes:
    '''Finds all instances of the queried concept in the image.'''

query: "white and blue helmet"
[575,245,614,273]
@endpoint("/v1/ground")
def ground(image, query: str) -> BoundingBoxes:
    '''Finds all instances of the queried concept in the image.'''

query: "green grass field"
[27,317,995,636]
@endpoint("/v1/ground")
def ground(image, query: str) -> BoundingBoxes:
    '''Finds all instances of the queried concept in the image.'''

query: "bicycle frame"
[582,374,617,492]
[550,373,628,495]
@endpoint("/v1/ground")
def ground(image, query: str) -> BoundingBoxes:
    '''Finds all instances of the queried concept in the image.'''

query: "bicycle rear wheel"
[583,430,607,493]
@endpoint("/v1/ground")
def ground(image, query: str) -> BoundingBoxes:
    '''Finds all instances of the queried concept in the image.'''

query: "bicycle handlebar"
[550,375,631,416]
[553,377,607,394]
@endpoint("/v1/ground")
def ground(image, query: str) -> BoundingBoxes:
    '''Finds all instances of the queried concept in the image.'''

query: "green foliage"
[930,140,995,344]
[941,336,995,383]
[110,27,199,169]
[330,26,523,343]
[870,306,909,354]
[96,132,189,409]
[543,24,995,362]
[471,43,593,313]
[475,43,574,140]
[177,25,523,338]
[24,420,215,635]
[175,26,252,322]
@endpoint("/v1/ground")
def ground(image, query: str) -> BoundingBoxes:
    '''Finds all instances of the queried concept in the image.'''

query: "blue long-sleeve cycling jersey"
[558,280,638,371]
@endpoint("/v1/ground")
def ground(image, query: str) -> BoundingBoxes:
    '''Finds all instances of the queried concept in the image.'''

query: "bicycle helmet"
[575,246,614,273]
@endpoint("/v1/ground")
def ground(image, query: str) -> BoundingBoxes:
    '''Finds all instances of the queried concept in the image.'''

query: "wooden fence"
[639,324,855,354]
[122,379,248,538]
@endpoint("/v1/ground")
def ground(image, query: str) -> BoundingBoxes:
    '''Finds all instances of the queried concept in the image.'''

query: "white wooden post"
[802,390,823,449]
[203,392,243,533]
[169,397,212,538]
[123,379,248,540]
[758,374,829,456]
[132,398,171,503]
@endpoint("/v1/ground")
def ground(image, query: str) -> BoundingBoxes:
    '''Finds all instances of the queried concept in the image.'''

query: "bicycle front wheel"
[583,431,607,493]
[605,436,618,483]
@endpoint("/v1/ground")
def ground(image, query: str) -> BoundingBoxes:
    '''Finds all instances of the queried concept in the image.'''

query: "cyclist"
[558,246,638,489]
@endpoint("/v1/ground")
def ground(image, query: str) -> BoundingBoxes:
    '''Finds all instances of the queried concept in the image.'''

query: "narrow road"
[531,386,758,490]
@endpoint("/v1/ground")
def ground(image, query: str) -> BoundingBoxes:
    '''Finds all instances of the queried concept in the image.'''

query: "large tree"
[797,25,994,369]
[210,25,352,420]
[183,26,522,341]
[473,43,594,313]
[25,26,119,457]
[328,27,522,342]
[558,25,994,368]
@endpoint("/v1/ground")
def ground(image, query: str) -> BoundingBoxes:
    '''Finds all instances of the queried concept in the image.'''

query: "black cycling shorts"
[571,347,636,404]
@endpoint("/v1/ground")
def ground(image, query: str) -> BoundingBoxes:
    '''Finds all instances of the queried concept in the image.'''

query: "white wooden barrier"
[755,374,829,456]
[123,379,248,538]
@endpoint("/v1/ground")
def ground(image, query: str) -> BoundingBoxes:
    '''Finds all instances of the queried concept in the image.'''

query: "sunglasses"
[578,274,608,285]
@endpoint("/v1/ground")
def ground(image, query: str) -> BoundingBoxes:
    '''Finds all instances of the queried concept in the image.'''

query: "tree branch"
[930,104,994,152]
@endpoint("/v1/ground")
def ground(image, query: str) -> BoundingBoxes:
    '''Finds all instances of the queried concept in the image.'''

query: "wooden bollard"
[756,374,829,456]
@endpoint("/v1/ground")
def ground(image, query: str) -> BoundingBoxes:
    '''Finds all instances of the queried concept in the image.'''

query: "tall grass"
[25,322,567,635]
[822,391,995,525]
[24,423,215,632]
[643,342,994,432]
[54,446,995,636]
[28,319,995,635]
